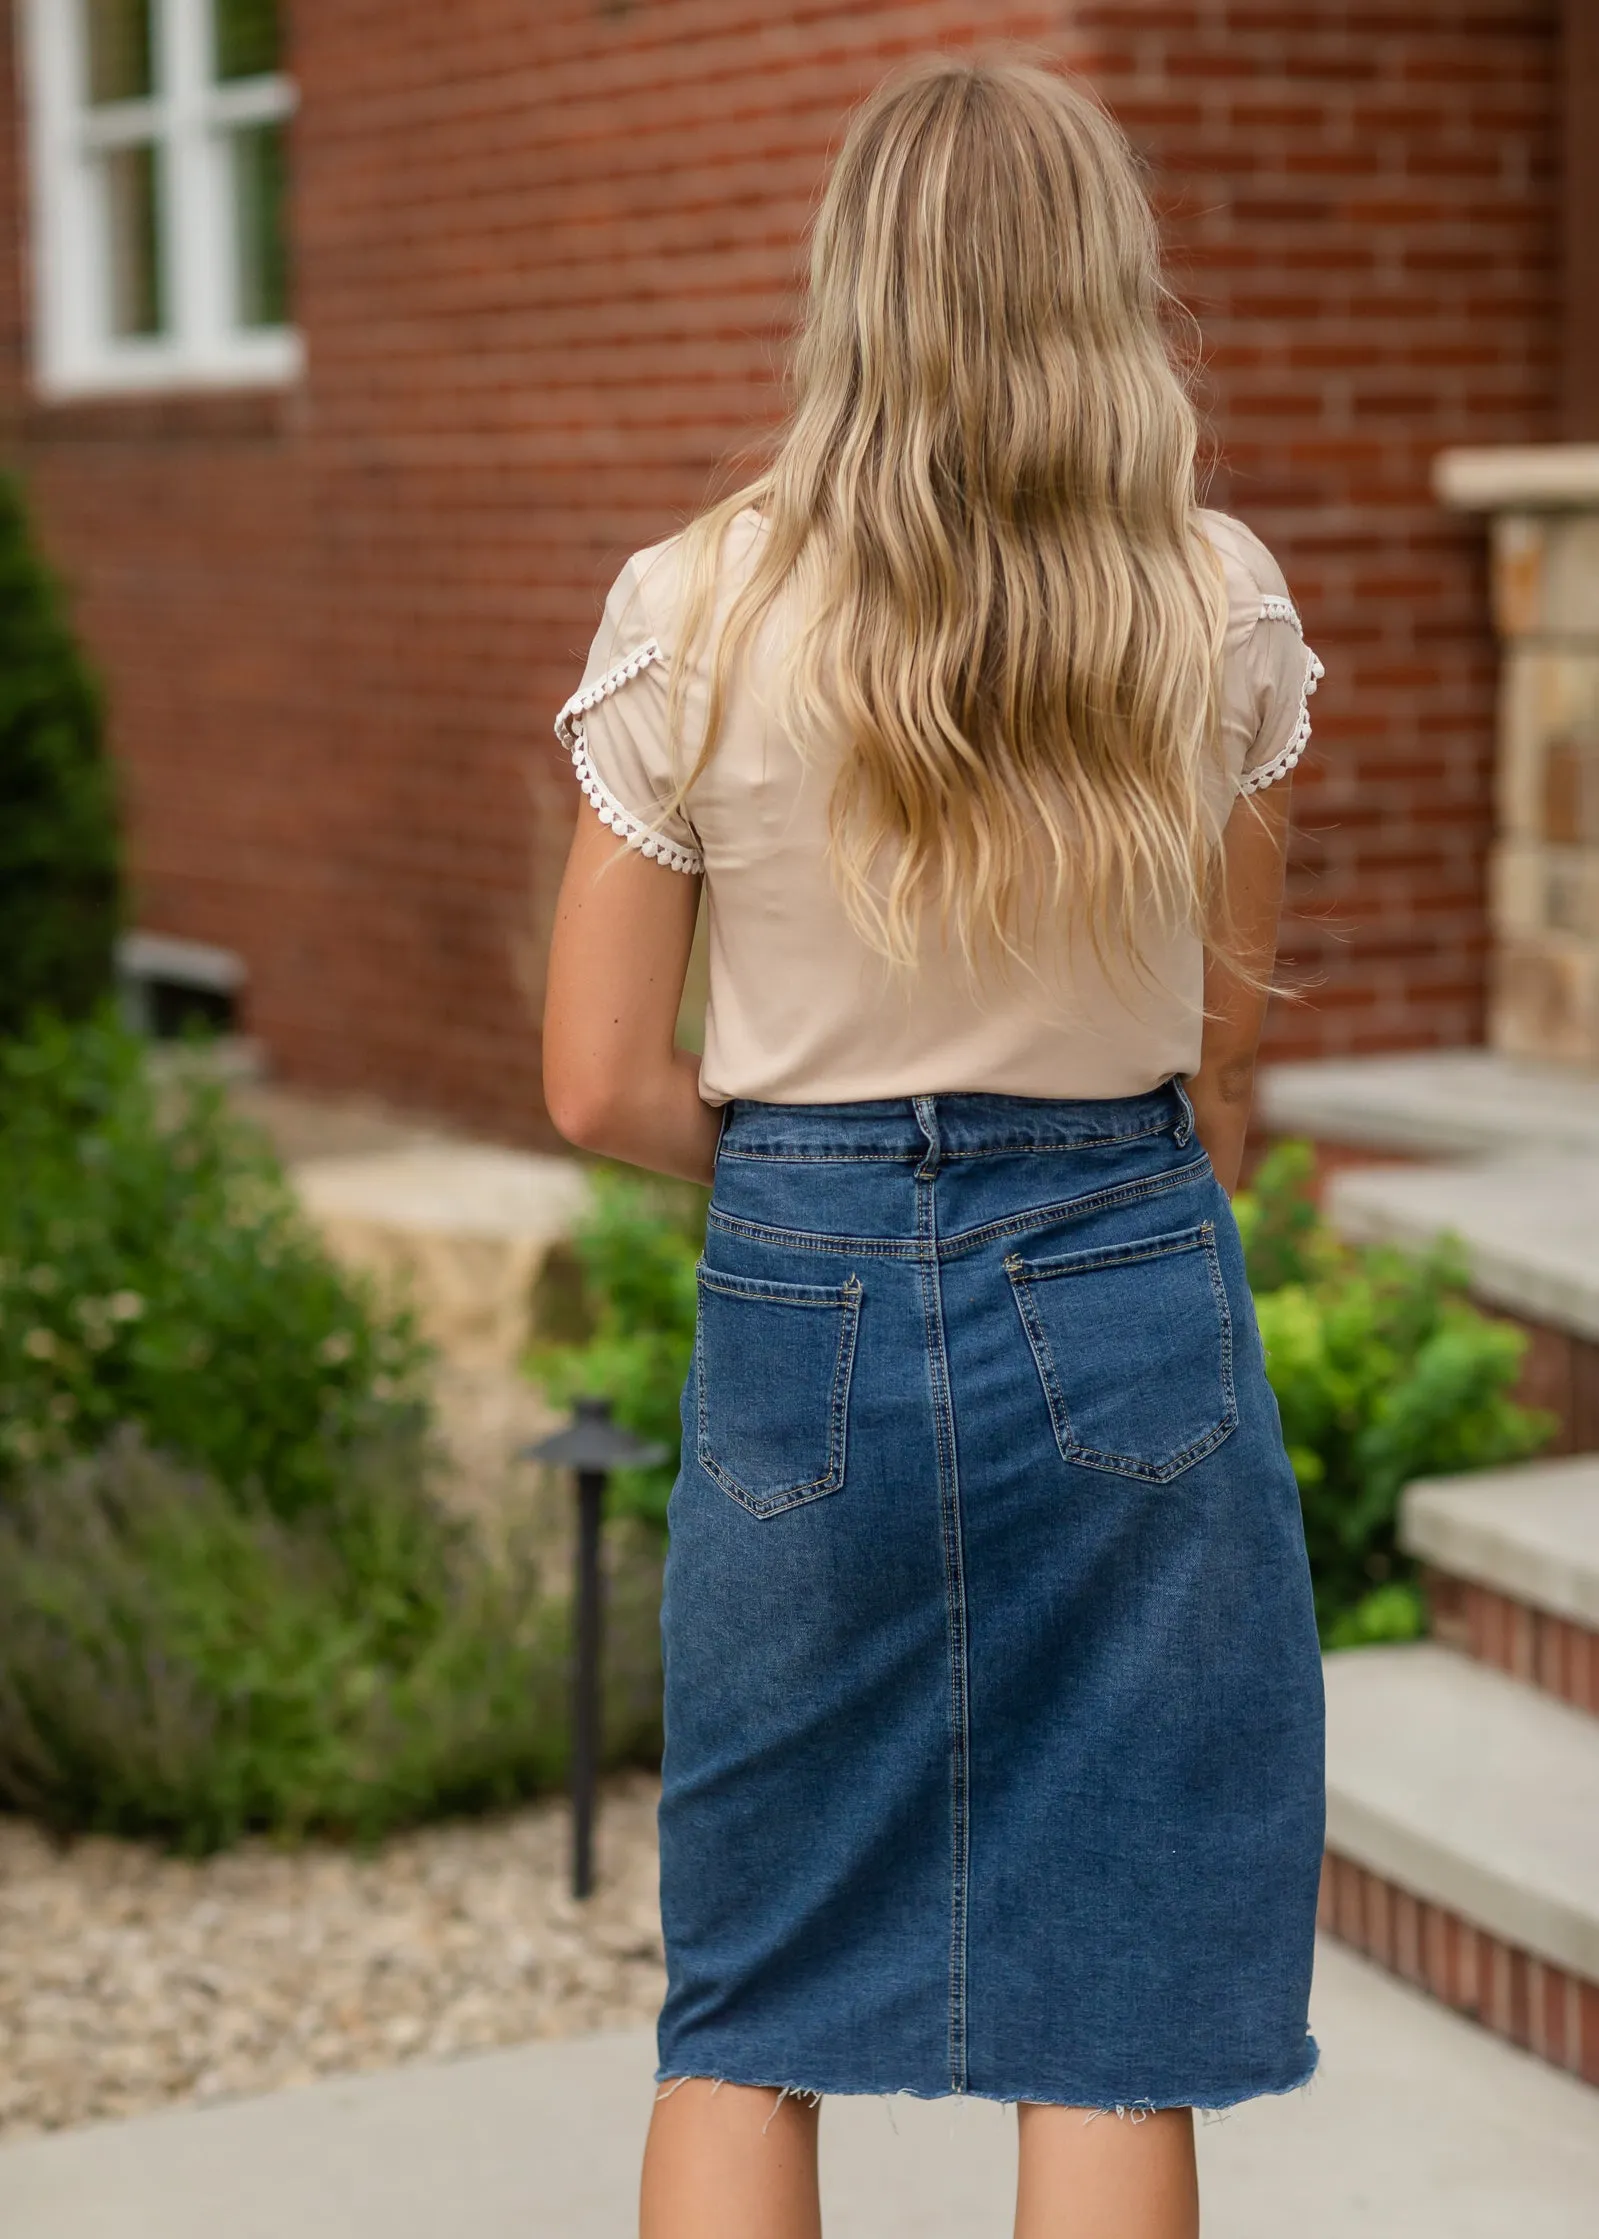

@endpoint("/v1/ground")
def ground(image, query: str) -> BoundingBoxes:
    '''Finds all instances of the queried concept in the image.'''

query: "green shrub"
[0,474,121,1036]
[0,1016,673,1850]
[0,1011,429,1517]
[0,1428,663,1852]
[1322,1580,1429,1653]
[1236,1141,1555,1643]
[530,1167,705,1532]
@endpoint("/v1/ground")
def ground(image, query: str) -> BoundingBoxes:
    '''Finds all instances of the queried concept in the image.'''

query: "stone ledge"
[1401,1457,1599,1631]
[291,1145,591,1371]
[1258,1050,1599,1161]
[292,1144,586,1240]
[1436,445,1599,512]
[1324,1645,1599,1983]
[1325,1156,1599,1346]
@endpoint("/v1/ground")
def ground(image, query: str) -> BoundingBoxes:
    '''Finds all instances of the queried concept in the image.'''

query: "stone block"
[1492,512,1599,640]
[1497,651,1599,838]
[1542,733,1599,845]
[1492,515,1548,641]
[1493,842,1599,944]
[1491,935,1599,1066]
[1545,851,1599,942]
[1540,515,1599,638]
[1489,840,1548,939]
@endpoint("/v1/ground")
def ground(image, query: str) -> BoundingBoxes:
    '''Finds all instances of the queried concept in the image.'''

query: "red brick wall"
[0,1,1562,1141]
[1071,1,1561,1055]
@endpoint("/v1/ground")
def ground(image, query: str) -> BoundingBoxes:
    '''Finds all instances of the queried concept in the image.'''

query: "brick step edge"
[1320,1850,1599,2087]
[1426,1566,1599,1714]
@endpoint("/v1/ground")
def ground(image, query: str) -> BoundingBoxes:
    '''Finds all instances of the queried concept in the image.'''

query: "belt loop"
[1171,1077,1196,1147]
[713,1100,732,1167]
[912,1095,941,1179]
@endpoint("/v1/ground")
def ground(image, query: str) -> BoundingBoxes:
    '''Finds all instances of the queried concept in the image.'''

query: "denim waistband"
[717,1082,1193,1163]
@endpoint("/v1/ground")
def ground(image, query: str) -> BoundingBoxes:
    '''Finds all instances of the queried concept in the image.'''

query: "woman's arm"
[1186,781,1292,1197]
[542,808,720,1184]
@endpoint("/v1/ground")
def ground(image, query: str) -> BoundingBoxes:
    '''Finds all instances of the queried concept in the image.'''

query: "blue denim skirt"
[657,1085,1324,2110]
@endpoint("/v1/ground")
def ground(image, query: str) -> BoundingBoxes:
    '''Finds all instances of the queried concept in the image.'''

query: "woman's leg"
[639,2080,822,2239]
[1014,2103,1198,2239]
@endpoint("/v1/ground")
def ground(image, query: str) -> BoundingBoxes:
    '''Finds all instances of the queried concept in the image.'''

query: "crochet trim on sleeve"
[554,638,704,875]
[1240,596,1325,795]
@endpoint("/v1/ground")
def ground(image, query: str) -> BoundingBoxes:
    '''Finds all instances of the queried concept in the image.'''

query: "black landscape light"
[524,1397,666,1899]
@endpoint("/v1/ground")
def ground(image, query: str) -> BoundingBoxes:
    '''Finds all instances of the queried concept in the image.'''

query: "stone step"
[1324,1154,1599,1348]
[1322,1643,1599,2083]
[1258,1049,1599,1163]
[1401,1456,1599,1714]
[1257,1049,1599,1444]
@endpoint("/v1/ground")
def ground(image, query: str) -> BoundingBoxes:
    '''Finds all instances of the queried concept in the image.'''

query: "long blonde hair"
[668,54,1229,976]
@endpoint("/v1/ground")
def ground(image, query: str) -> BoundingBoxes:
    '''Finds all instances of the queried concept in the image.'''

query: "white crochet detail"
[1241,638,1325,795]
[554,638,704,875]
[1258,592,1304,632]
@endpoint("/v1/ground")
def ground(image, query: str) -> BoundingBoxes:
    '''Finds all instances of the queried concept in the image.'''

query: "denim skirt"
[656,1084,1325,2110]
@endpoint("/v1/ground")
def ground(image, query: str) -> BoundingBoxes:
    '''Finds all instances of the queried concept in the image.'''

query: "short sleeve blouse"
[554,509,1322,1106]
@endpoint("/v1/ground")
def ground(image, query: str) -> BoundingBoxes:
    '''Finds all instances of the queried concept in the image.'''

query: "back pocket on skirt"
[1004,1221,1236,1484]
[695,1265,863,1517]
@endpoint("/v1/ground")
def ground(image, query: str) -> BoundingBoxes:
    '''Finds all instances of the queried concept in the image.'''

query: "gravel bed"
[0,1774,664,2141]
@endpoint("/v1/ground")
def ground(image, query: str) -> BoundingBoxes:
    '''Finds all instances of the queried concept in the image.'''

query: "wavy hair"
[666,54,1230,978]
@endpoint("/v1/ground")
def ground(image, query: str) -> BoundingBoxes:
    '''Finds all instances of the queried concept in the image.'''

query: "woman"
[543,55,1325,2239]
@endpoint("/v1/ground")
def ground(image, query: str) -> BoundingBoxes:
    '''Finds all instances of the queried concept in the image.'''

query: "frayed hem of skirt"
[653,2033,1321,2116]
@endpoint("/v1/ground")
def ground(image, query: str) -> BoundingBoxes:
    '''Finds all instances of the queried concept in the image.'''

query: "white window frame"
[20,0,302,399]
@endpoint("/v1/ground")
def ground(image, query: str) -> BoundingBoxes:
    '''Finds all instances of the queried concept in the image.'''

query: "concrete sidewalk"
[3,1940,1595,2237]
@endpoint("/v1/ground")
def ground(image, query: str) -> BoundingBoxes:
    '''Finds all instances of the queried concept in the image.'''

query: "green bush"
[0,474,121,1036]
[1236,1141,1555,1645]
[0,1015,673,1850]
[531,1167,705,1531]
[0,1011,429,1517]
[0,1428,663,1851]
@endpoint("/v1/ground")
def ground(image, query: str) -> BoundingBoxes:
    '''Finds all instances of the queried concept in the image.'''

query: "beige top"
[556,510,1322,1106]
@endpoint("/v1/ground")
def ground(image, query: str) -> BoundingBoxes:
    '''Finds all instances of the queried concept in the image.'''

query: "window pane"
[231,121,288,328]
[213,0,281,82]
[101,143,165,336]
[85,0,157,105]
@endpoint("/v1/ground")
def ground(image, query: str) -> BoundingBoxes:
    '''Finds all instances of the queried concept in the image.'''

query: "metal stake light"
[524,1397,666,1898]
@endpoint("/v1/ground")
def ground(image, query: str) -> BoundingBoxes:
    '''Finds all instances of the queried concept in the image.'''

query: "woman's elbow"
[543,1065,628,1155]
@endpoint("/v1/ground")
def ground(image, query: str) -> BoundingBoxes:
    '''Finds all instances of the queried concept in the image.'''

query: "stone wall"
[1440,451,1599,1064]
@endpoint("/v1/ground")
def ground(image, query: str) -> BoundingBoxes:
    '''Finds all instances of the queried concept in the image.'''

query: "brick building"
[0,3,1586,1144]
